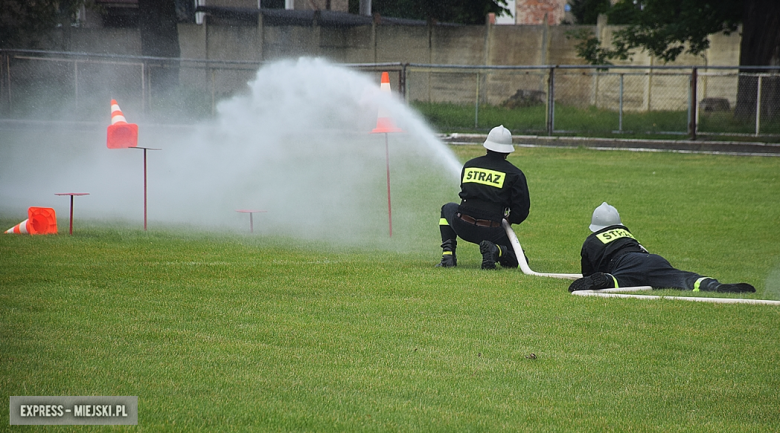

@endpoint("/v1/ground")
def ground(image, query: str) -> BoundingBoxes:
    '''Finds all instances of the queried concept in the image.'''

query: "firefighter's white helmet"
[589,202,622,232]
[483,125,514,153]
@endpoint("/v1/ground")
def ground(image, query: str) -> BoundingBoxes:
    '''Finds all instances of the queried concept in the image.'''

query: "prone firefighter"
[568,202,756,293]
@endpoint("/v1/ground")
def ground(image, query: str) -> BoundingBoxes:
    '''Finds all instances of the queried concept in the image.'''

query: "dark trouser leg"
[437,203,459,267]
[440,203,459,244]
[451,215,518,269]
[602,253,754,293]
[611,253,717,290]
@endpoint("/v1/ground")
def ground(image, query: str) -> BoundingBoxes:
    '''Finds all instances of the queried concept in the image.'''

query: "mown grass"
[2,147,780,431]
[412,102,780,141]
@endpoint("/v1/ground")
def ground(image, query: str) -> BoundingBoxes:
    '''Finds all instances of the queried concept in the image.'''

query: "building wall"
[515,0,567,25]
[205,0,348,11]
[27,15,743,110]
[178,18,741,68]
[178,17,742,108]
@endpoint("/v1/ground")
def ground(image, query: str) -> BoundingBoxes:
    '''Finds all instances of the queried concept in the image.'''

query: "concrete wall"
[175,16,741,109]
[21,15,743,111]
[176,17,741,67]
[206,0,349,11]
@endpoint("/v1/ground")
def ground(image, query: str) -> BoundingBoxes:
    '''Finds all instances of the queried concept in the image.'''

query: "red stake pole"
[385,132,392,237]
[132,147,160,231]
[235,210,267,233]
[143,148,148,231]
[69,195,74,235]
[55,193,89,235]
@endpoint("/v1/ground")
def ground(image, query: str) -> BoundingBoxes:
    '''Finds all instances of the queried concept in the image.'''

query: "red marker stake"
[236,210,267,233]
[55,193,90,235]
[384,133,392,237]
[370,72,402,237]
[132,147,160,231]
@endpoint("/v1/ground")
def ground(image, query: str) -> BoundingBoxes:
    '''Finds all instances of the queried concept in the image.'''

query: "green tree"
[1,0,180,89]
[138,0,180,90]
[735,0,780,119]
[570,0,780,69]
[568,0,611,25]
[573,0,743,64]
[0,0,85,48]
[570,0,780,120]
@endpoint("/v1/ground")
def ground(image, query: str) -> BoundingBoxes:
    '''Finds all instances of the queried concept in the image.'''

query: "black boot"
[497,244,518,268]
[568,272,615,292]
[716,283,756,293]
[479,240,500,269]
[701,279,756,293]
[436,239,457,268]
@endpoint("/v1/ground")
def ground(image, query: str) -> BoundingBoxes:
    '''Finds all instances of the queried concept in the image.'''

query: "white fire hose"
[502,219,582,280]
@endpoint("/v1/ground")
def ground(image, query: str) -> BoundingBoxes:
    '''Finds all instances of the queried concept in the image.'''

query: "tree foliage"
[369,0,510,25]
[571,0,743,64]
[138,0,179,58]
[0,0,86,48]
[568,0,780,120]
[568,0,611,25]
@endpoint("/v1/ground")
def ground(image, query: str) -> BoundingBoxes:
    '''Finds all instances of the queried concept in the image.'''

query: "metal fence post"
[0,52,5,116]
[474,71,480,129]
[400,63,407,102]
[618,73,624,132]
[547,66,555,136]
[74,60,79,110]
[210,67,216,116]
[755,74,763,136]
[3,53,11,115]
[140,62,147,116]
[688,67,697,141]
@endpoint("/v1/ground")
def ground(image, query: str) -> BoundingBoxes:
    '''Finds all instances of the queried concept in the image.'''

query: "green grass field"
[2,146,780,431]
[413,102,780,141]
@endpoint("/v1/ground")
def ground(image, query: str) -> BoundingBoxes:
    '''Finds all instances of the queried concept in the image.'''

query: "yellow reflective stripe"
[610,274,619,288]
[596,228,636,244]
[439,218,449,226]
[497,245,502,257]
[693,277,708,292]
[462,167,506,188]
[442,251,453,256]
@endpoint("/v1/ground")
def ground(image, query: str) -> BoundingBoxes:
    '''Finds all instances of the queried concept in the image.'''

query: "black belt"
[457,213,501,228]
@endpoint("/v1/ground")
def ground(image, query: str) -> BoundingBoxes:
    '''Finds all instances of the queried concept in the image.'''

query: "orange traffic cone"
[5,207,57,235]
[106,99,138,149]
[371,72,402,133]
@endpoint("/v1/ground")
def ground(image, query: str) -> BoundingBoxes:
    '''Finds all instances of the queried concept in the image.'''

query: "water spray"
[1,58,463,246]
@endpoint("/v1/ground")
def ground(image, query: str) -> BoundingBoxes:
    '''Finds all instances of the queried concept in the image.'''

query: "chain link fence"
[2,49,779,139]
[404,64,780,139]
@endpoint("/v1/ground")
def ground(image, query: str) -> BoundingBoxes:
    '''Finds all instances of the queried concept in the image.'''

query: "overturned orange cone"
[371,72,402,133]
[107,99,138,149]
[5,207,57,235]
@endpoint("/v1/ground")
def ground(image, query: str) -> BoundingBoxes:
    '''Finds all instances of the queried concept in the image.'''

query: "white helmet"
[483,125,514,153]
[589,202,621,232]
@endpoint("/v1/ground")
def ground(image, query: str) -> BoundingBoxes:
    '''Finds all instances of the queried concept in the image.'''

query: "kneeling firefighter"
[436,125,531,269]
